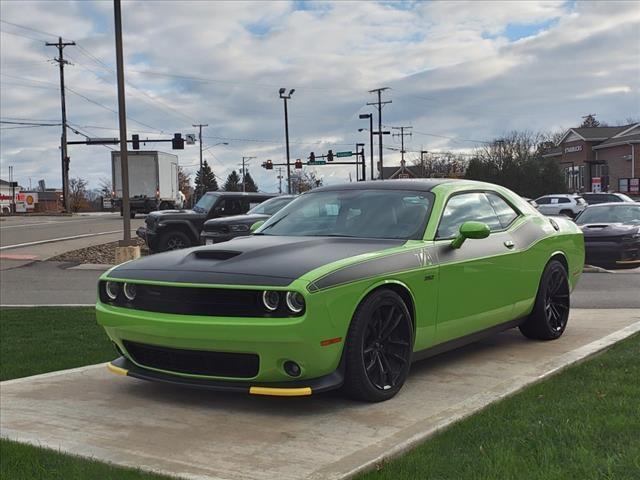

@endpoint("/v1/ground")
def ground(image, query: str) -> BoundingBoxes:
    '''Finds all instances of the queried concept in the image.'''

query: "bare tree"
[68,177,89,212]
[411,151,467,178]
[291,169,323,193]
[98,177,112,197]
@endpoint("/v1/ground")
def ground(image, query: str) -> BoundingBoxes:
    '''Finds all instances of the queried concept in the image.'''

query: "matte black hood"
[202,213,269,231]
[108,235,404,286]
[580,223,640,239]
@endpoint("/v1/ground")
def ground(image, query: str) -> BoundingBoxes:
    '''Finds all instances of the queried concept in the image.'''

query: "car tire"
[343,289,413,402]
[519,259,570,341]
[157,231,191,252]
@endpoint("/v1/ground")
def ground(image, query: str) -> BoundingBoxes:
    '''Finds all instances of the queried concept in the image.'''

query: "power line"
[0,19,61,40]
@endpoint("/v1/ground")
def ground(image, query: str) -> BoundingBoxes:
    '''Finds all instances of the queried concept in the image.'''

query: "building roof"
[558,124,635,144]
[592,133,640,150]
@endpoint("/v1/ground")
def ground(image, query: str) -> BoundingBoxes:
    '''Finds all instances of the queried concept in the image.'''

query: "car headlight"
[262,291,280,311]
[123,283,137,301]
[285,291,305,313]
[105,281,120,300]
[229,224,250,232]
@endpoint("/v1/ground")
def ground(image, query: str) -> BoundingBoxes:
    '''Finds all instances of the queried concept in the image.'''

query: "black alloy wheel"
[158,231,191,252]
[344,289,413,402]
[520,259,570,340]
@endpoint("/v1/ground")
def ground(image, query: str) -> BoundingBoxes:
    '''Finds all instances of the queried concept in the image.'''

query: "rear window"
[575,197,586,205]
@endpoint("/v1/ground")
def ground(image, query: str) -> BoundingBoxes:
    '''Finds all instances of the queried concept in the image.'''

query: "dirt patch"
[49,237,148,265]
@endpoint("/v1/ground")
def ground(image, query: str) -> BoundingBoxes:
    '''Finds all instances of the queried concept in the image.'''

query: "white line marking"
[0,219,96,229]
[0,230,122,250]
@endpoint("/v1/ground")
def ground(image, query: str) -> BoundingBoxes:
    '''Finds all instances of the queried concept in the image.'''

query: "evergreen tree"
[194,160,218,194]
[580,114,600,128]
[243,170,258,192]
[223,170,241,191]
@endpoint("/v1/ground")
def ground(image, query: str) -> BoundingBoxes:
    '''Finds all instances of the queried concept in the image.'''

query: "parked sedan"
[534,194,587,218]
[98,179,583,402]
[581,192,636,205]
[201,195,296,245]
[575,203,640,269]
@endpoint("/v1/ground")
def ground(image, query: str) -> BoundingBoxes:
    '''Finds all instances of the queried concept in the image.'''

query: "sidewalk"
[2,309,638,480]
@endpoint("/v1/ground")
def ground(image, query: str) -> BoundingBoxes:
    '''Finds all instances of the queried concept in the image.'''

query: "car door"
[434,191,522,343]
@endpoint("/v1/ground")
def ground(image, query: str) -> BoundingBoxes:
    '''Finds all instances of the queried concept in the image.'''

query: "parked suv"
[581,192,636,205]
[137,191,276,252]
[534,194,587,218]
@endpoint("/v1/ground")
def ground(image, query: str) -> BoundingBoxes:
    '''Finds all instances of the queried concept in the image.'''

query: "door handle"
[504,240,515,249]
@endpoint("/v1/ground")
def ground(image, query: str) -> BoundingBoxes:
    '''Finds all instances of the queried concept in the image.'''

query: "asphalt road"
[0,213,144,249]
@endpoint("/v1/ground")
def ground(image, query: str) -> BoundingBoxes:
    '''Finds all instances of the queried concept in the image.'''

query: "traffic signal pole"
[193,123,208,200]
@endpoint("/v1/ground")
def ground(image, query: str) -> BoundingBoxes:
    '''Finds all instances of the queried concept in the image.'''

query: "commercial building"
[543,123,639,195]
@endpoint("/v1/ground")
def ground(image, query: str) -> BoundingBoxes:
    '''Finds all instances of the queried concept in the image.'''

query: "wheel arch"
[158,221,198,243]
[548,250,568,272]
[357,280,417,333]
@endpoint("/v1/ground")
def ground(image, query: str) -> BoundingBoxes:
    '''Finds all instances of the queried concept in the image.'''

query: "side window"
[486,193,519,228]
[215,198,243,216]
[558,197,571,204]
[437,192,502,239]
[536,197,550,205]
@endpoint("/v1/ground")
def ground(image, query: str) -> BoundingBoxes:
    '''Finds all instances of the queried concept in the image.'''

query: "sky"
[1,0,639,192]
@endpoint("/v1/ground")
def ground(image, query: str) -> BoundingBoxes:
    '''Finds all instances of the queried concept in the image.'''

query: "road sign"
[336,151,352,158]
[308,160,326,165]
[185,134,196,145]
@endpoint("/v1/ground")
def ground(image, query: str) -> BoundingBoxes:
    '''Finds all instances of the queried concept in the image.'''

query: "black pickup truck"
[137,191,276,252]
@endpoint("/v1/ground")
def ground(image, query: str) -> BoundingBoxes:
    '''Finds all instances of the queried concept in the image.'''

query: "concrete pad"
[1,309,639,480]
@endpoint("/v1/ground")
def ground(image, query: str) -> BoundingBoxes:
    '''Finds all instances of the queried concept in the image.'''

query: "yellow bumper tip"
[107,363,128,376]
[249,386,312,397]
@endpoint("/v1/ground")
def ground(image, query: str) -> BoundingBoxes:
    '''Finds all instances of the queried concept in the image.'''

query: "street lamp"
[359,113,375,180]
[202,141,228,153]
[279,88,295,194]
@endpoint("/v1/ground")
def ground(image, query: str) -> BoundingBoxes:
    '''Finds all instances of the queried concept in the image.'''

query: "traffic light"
[132,134,140,150]
[295,159,303,169]
[327,149,334,162]
[172,133,184,150]
[262,159,273,170]
[309,151,315,163]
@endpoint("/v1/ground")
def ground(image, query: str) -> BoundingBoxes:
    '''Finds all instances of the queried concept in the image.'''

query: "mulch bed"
[49,237,148,265]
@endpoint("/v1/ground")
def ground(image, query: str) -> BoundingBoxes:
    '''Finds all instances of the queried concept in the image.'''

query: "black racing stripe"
[309,247,436,291]
[107,269,295,287]
[309,219,550,292]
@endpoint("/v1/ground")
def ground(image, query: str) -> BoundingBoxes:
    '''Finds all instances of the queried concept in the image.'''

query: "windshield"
[248,196,294,215]
[576,204,640,225]
[256,189,433,239]
[193,193,219,213]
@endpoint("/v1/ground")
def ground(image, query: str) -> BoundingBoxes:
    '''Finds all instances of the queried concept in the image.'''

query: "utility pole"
[420,150,428,177]
[192,123,208,200]
[240,156,256,192]
[113,0,135,248]
[279,88,295,193]
[46,36,75,212]
[391,126,412,164]
[356,143,366,181]
[359,113,375,180]
[367,87,391,179]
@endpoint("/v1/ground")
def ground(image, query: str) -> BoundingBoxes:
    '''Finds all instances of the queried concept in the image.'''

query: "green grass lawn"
[0,307,114,381]
[0,307,638,479]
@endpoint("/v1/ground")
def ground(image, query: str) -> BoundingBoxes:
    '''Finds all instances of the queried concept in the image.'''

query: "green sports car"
[97,179,584,402]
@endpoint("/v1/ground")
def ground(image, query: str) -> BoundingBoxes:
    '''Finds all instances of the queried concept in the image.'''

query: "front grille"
[123,340,259,378]
[99,282,302,317]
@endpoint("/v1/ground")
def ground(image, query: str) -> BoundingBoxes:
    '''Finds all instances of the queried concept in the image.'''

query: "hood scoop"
[193,250,242,261]
[585,224,608,229]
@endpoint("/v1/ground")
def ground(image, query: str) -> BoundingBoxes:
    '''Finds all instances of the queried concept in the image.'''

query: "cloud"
[1,0,638,192]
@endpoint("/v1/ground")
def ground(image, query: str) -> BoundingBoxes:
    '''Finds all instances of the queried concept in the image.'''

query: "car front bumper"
[584,240,640,267]
[107,355,344,396]
[136,226,159,250]
[96,299,347,391]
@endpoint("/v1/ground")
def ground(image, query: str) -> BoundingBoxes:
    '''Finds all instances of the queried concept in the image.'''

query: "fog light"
[285,291,305,313]
[284,360,301,377]
[123,283,137,301]
[105,281,120,300]
[262,291,280,311]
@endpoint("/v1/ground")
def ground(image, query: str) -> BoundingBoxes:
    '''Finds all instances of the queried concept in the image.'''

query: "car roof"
[312,178,461,193]
[537,193,580,198]
[586,202,640,207]
[204,191,276,197]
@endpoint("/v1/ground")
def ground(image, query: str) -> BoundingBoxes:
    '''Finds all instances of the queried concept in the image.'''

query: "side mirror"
[450,221,490,249]
[250,220,265,233]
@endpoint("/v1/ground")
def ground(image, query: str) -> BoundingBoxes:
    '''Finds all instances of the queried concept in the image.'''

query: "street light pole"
[359,114,375,180]
[240,156,256,192]
[279,88,295,193]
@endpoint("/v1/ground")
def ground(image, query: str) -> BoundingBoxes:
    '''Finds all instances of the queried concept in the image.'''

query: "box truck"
[111,151,181,218]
